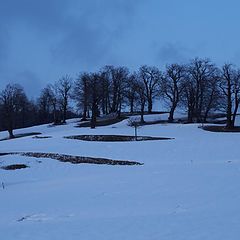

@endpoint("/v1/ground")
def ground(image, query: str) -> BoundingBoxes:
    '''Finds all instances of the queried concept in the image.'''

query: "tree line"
[1,57,240,138]
[0,75,76,138]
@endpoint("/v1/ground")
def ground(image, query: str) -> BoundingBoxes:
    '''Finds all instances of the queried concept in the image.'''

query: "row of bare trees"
[72,59,240,129]
[1,58,240,137]
[72,65,162,128]
[38,75,72,124]
[0,75,75,138]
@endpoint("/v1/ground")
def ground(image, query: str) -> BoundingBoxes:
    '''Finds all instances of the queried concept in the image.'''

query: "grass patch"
[0,153,11,156]
[32,136,52,139]
[202,125,240,132]
[122,111,169,116]
[140,120,169,125]
[77,112,171,128]
[77,116,127,128]
[1,164,29,170]
[21,152,143,166]
[1,152,143,166]
[65,135,173,142]
[0,132,41,141]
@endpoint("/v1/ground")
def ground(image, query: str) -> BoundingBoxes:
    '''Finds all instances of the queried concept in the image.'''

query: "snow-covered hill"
[1,115,240,240]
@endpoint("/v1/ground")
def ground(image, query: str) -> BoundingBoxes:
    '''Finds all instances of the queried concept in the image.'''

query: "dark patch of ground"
[202,125,240,132]
[65,135,173,142]
[77,116,127,128]
[1,164,29,170]
[122,111,169,116]
[76,112,169,128]
[140,120,170,125]
[0,153,11,156]
[0,132,41,141]
[205,113,227,124]
[207,119,227,124]
[21,152,143,166]
[32,136,52,139]
[207,113,226,119]
[0,151,143,166]
[48,122,67,127]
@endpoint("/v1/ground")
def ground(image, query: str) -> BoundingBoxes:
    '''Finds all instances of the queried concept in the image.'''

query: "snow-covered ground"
[1,115,240,240]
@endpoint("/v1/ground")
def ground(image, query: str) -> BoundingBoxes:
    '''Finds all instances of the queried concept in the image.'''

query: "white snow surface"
[1,115,240,239]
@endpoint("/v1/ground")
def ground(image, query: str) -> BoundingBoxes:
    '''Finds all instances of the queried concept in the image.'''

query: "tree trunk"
[140,102,145,123]
[8,128,14,139]
[168,103,177,123]
[62,104,67,124]
[117,100,122,119]
[232,99,239,127]
[147,98,152,114]
[53,104,57,124]
[130,98,134,113]
[101,99,106,115]
[82,104,88,121]
[134,125,137,141]
[203,109,210,123]
[90,103,97,129]
[226,84,233,129]
[188,107,193,123]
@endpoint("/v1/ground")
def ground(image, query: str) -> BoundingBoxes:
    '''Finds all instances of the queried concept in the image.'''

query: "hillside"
[1,114,240,240]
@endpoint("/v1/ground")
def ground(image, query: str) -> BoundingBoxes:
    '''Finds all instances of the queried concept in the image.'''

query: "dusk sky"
[1,0,240,97]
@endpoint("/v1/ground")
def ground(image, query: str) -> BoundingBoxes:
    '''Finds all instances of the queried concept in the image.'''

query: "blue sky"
[0,0,240,96]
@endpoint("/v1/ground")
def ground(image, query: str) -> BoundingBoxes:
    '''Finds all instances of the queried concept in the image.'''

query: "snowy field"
[1,114,240,240]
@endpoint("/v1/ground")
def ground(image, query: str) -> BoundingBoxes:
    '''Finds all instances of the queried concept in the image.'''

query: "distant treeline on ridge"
[0,58,239,138]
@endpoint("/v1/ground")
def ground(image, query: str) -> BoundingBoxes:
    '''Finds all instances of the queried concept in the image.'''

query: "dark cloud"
[3,71,43,98]
[0,0,69,32]
[0,25,9,67]
[0,0,144,96]
[50,0,144,68]
[1,0,240,97]
[156,43,191,64]
[15,71,43,97]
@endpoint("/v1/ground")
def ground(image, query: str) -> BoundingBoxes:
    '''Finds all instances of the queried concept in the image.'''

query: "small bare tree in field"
[128,117,141,141]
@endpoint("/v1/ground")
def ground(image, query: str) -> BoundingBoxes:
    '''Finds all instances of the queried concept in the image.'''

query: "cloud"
[1,71,43,98]
[0,0,145,93]
[1,0,240,97]
[156,43,191,64]
[50,0,144,69]
[0,26,9,68]
[16,70,43,94]
[0,0,69,32]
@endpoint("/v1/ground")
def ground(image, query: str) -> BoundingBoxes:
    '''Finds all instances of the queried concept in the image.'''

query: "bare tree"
[182,58,218,122]
[56,75,72,124]
[139,65,161,113]
[101,66,129,116]
[89,73,102,129]
[99,70,110,115]
[128,117,141,140]
[125,74,138,113]
[0,84,27,138]
[201,71,221,122]
[115,67,129,118]
[161,64,185,122]
[38,87,52,123]
[48,84,59,124]
[182,75,195,123]
[219,64,240,129]
[38,84,59,124]
[73,73,91,121]
[134,77,147,123]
